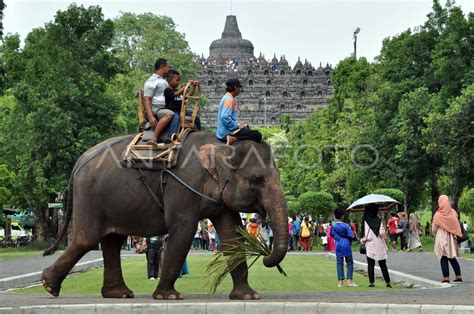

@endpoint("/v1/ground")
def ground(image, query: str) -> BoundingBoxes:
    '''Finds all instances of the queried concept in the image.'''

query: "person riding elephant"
[41,131,288,300]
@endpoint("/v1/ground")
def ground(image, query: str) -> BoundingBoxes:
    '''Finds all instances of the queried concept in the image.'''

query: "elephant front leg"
[100,234,134,298]
[153,223,195,300]
[212,212,261,300]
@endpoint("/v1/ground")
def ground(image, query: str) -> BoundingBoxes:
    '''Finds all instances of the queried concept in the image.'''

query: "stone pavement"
[351,251,474,283]
[0,250,473,313]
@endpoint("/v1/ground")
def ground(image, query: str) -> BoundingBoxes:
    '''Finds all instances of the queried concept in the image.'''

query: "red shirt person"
[387,212,400,251]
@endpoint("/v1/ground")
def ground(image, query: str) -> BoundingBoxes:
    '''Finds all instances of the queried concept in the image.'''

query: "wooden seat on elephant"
[121,131,181,169]
[121,82,200,169]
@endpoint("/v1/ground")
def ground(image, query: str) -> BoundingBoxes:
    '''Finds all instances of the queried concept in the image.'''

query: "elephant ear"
[199,144,234,187]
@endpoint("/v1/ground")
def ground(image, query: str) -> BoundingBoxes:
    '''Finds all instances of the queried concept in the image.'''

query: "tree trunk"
[430,166,440,218]
[405,191,414,214]
[451,174,462,212]
[35,208,48,243]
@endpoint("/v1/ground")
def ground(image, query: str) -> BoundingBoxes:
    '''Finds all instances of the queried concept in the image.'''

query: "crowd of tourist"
[137,60,467,285]
[135,194,467,287]
[199,55,293,73]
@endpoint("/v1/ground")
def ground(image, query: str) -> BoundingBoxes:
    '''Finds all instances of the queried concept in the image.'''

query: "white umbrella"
[347,194,400,212]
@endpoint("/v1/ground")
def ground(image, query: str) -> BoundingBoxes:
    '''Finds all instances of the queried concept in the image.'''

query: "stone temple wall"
[195,15,333,127]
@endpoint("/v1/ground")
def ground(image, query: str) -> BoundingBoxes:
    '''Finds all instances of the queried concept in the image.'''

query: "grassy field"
[0,247,54,261]
[418,211,471,229]
[17,254,399,294]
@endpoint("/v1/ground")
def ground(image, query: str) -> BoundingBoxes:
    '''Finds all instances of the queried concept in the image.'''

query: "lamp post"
[353,27,360,59]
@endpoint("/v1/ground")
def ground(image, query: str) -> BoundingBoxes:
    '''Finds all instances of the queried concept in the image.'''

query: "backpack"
[301,222,311,237]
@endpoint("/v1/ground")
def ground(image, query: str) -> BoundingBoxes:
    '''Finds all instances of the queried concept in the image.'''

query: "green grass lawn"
[0,247,54,261]
[418,211,471,229]
[17,254,398,294]
[461,253,474,260]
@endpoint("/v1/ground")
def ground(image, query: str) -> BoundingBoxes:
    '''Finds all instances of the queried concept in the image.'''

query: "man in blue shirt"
[330,208,357,287]
[216,78,244,145]
[292,215,301,251]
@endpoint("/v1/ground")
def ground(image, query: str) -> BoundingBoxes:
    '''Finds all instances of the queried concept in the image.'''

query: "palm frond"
[206,227,287,295]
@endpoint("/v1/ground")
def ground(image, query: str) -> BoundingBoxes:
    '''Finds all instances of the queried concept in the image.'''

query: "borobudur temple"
[197,15,334,127]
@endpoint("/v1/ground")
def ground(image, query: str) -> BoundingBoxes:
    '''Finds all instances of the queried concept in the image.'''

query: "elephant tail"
[43,174,74,256]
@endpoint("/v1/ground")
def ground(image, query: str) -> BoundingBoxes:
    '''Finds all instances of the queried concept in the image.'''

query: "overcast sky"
[4,0,474,67]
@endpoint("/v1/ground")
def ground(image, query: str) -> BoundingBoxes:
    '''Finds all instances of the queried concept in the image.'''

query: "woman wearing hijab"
[407,213,423,252]
[361,203,392,288]
[432,195,463,283]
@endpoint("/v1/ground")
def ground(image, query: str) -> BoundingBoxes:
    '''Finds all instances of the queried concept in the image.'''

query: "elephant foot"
[229,285,261,300]
[41,268,61,297]
[101,283,134,298]
[153,288,184,300]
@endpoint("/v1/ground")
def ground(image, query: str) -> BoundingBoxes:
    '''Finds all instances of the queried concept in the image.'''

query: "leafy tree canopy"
[2,4,120,240]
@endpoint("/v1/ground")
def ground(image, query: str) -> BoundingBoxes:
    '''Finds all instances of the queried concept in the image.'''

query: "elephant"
[41,131,289,300]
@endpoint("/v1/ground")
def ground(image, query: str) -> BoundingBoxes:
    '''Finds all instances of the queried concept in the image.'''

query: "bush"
[255,127,282,141]
[287,200,302,217]
[459,188,474,222]
[299,191,336,220]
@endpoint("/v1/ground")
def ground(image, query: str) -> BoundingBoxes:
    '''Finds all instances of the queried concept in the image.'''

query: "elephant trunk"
[261,177,289,268]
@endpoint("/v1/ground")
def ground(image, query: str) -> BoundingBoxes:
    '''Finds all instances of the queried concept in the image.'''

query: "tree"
[458,188,474,224]
[265,130,289,159]
[372,188,404,203]
[0,0,5,40]
[287,200,302,217]
[4,4,120,241]
[279,114,292,133]
[0,164,13,210]
[373,188,405,211]
[112,12,196,75]
[0,34,24,93]
[298,191,336,220]
[0,0,5,92]
[425,84,474,208]
[278,1,473,214]
[393,88,444,212]
[109,12,198,133]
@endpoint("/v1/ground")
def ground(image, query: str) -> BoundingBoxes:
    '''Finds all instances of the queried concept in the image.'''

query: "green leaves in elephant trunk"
[206,227,287,295]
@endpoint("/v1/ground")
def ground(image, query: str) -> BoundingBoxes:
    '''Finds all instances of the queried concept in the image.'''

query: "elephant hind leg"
[100,233,134,298]
[42,235,99,297]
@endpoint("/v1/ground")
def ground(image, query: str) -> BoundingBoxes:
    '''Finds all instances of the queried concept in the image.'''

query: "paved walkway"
[0,250,105,279]
[0,249,473,310]
[352,250,474,283]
